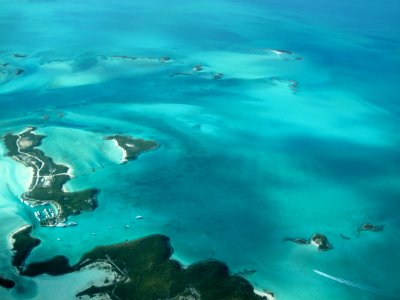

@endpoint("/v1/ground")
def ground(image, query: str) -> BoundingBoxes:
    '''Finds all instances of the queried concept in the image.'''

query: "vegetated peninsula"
[3,127,98,227]
[22,235,267,300]
[104,135,159,162]
[10,225,41,270]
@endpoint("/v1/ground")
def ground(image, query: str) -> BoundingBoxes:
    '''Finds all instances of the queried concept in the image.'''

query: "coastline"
[111,138,127,163]
[61,162,75,193]
[67,267,116,300]
[7,224,31,251]
[254,289,276,300]
[79,260,124,288]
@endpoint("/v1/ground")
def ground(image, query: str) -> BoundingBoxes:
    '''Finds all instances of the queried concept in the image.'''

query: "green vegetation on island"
[356,223,385,236]
[284,233,333,251]
[22,234,266,300]
[11,225,41,269]
[104,135,159,162]
[311,233,333,251]
[2,127,98,227]
[21,255,74,277]
[0,275,15,289]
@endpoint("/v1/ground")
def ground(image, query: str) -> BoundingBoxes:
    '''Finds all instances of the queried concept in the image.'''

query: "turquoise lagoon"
[0,0,399,299]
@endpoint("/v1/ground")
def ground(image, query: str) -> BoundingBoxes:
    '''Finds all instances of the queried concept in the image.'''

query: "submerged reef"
[340,234,351,240]
[21,234,267,300]
[10,225,41,269]
[104,134,159,162]
[3,127,98,226]
[0,60,24,85]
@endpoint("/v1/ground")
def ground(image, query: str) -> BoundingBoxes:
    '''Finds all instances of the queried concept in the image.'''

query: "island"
[310,233,333,251]
[104,134,159,162]
[0,275,15,289]
[284,233,333,251]
[10,225,41,270]
[21,234,268,300]
[3,127,98,227]
[356,223,385,237]
[22,255,74,277]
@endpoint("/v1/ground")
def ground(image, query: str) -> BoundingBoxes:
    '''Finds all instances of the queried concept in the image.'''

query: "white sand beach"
[111,138,127,163]
[254,289,276,300]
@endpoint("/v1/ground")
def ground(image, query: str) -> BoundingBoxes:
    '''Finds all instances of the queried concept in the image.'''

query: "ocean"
[0,0,399,299]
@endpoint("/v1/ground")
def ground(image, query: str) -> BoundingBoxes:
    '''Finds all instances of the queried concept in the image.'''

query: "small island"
[284,233,333,251]
[356,223,385,237]
[10,225,41,270]
[0,275,15,289]
[22,255,74,277]
[104,134,159,162]
[22,234,267,300]
[3,127,98,226]
[310,233,333,251]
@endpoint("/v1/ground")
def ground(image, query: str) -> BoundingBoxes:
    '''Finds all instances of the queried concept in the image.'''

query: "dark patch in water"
[340,234,351,240]
[283,237,310,245]
[0,275,15,289]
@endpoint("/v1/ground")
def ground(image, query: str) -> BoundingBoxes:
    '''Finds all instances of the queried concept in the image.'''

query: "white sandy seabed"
[28,265,114,300]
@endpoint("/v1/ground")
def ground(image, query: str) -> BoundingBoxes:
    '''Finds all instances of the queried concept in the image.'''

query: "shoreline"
[61,162,75,193]
[254,289,276,300]
[111,138,127,163]
[8,224,41,270]
[7,224,31,251]
[79,260,124,285]
[104,134,159,163]
[64,162,75,178]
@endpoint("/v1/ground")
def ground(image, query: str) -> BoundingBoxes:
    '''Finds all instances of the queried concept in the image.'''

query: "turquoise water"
[1,0,399,299]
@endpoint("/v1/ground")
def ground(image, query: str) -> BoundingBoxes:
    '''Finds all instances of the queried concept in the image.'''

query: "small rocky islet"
[284,223,385,251]
[356,223,384,236]
[104,134,159,162]
[310,233,333,251]
[283,233,333,251]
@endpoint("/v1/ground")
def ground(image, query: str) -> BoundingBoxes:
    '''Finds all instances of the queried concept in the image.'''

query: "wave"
[313,269,395,298]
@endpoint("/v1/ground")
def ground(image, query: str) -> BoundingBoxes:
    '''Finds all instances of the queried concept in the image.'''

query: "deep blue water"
[1,1,399,299]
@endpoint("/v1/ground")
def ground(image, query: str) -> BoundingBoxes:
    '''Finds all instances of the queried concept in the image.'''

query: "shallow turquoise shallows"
[1,1,399,299]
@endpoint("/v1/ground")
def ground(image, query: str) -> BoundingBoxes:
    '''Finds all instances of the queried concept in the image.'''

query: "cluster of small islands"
[283,222,384,252]
[1,126,386,299]
[1,126,272,299]
[1,50,303,97]
[0,38,392,298]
